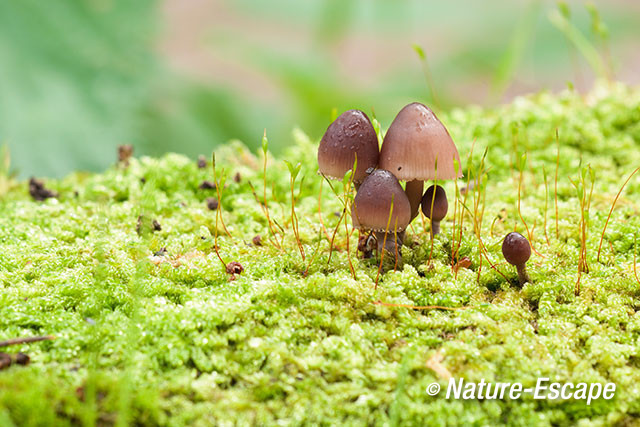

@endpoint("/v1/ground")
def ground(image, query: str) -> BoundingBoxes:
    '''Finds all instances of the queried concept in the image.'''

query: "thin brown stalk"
[342,160,359,279]
[555,129,560,239]
[472,151,488,282]
[542,166,551,245]
[247,182,283,250]
[413,45,442,111]
[261,133,281,248]
[210,153,228,268]
[450,180,459,271]
[453,175,470,269]
[427,158,439,265]
[393,219,399,273]
[212,191,227,269]
[325,157,359,269]
[343,197,356,279]
[327,206,346,266]
[303,229,324,277]
[288,170,305,261]
[212,153,232,239]
[324,177,350,265]
[596,166,640,262]
[517,154,542,257]
[451,141,476,271]
[571,166,595,295]
[490,215,501,238]
[459,200,511,283]
[375,195,395,290]
[317,179,331,242]
[583,167,595,272]
[634,235,640,287]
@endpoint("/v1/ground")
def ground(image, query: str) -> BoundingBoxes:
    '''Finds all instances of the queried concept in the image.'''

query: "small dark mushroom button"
[502,232,532,285]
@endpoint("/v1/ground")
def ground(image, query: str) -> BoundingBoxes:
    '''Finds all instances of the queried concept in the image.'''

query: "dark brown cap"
[379,102,462,181]
[318,110,379,183]
[421,185,448,221]
[351,169,411,232]
[502,232,531,266]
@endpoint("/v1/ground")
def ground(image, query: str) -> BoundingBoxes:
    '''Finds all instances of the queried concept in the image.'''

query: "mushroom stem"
[431,221,441,236]
[516,264,531,285]
[357,232,375,259]
[374,230,404,261]
[405,180,424,221]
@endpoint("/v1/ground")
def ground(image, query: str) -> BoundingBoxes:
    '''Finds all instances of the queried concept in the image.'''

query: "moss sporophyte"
[1,82,640,424]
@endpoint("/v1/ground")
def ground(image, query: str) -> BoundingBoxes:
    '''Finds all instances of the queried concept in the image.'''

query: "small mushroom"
[318,110,379,187]
[15,352,30,366]
[351,169,411,260]
[226,261,244,275]
[197,155,207,169]
[199,180,216,190]
[502,232,532,285]
[420,185,448,236]
[118,145,134,166]
[379,102,462,221]
[206,197,219,211]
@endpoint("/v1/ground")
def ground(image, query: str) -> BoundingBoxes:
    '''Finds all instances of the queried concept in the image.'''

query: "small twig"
[0,335,55,348]
[373,300,468,311]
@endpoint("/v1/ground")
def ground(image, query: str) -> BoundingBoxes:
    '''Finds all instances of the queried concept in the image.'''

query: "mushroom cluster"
[318,103,461,262]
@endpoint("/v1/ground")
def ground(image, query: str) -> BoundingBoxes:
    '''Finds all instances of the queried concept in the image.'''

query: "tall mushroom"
[379,102,462,221]
[351,169,411,260]
[317,109,379,187]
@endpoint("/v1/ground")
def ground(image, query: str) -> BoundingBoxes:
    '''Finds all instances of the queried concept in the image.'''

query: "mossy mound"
[1,83,639,425]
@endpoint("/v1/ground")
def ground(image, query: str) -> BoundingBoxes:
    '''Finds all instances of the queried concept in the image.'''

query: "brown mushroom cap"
[351,169,411,233]
[318,109,379,183]
[420,185,448,221]
[502,232,531,266]
[379,102,462,181]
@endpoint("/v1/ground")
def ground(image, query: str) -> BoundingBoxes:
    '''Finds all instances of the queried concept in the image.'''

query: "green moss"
[1,82,640,425]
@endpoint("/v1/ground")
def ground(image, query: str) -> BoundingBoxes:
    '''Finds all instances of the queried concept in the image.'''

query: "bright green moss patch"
[1,82,640,425]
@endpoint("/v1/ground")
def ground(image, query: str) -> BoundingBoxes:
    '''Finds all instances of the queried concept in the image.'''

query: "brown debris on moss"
[29,178,58,201]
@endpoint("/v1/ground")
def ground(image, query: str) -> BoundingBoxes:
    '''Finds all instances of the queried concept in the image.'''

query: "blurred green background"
[0,0,638,177]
